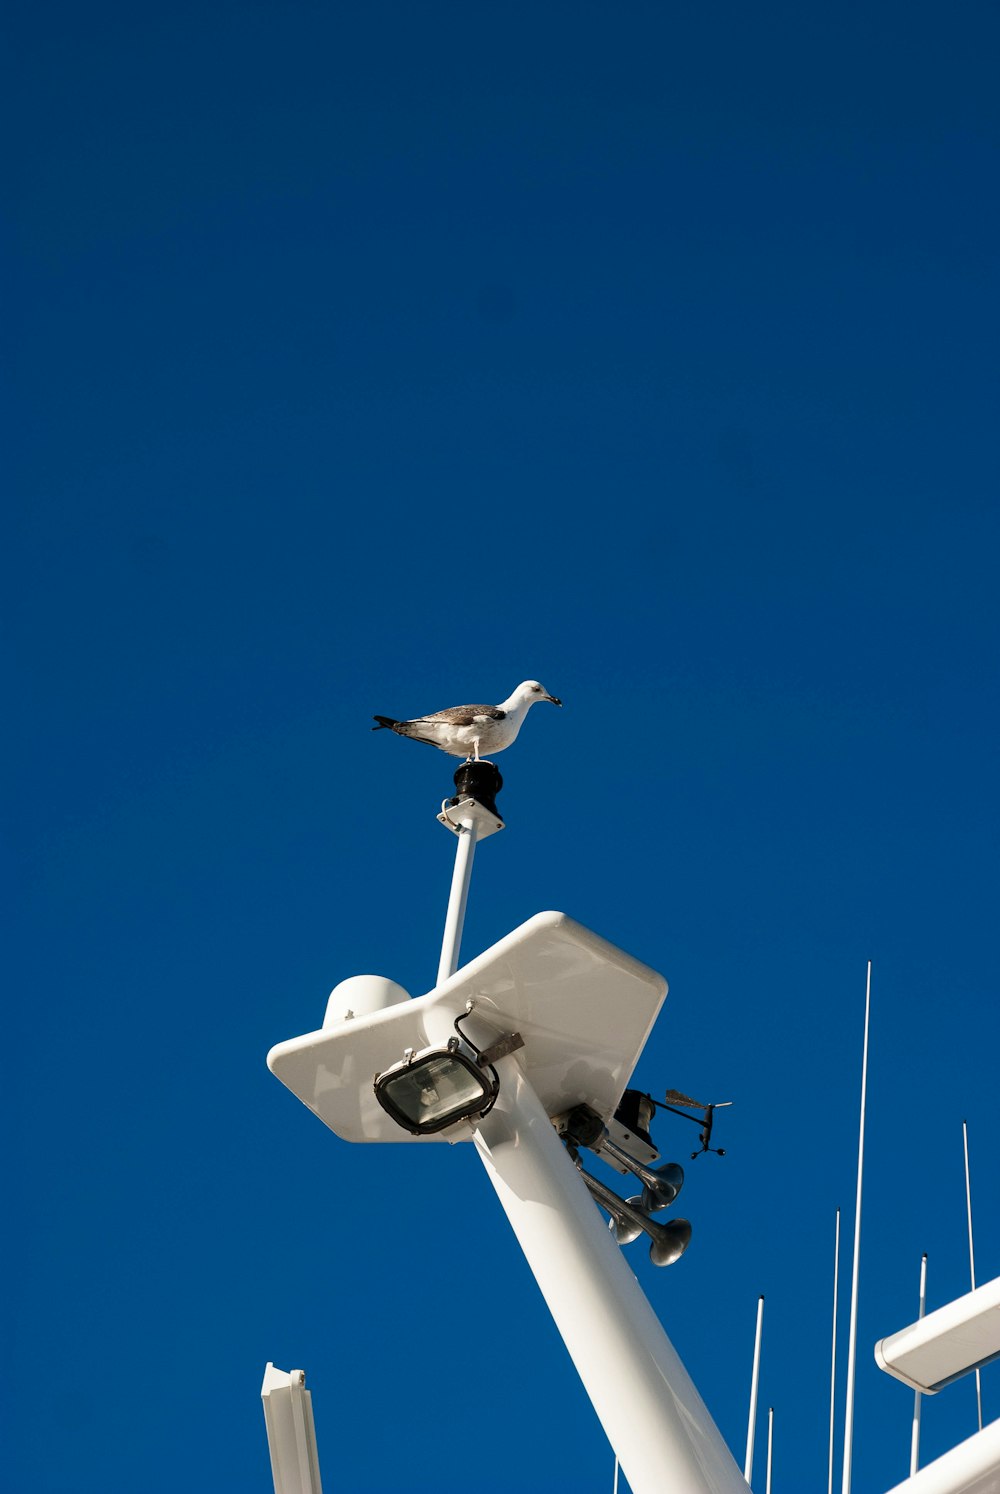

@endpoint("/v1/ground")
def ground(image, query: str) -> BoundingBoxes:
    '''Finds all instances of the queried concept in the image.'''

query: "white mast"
[271,759,754,1494]
[473,1056,750,1494]
[962,1121,983,1431]
[765,1407,774,1494]
[436,762,504,983]
[437,812,479,982]
[841,960,872,1494]
[745,1294,765,1485]
[910,1253,928,1475]
[829,1207,841,1494]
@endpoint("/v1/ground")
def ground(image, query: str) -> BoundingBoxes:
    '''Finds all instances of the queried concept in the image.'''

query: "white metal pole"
[910,1253,928,1476]
[745,1296,764,1485]
[829,1208,841,1494]
[842,960,872,1494]
[613,1456,620,1494]
[765,1408,773,1494]
[473,1056,750,1494]
[962,1122,982,1432]
[436,815,478,984]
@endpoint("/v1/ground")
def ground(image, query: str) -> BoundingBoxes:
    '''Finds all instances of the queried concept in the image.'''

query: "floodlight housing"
[374,1043,498,1134]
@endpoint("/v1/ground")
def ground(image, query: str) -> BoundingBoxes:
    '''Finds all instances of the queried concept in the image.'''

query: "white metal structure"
[269,908,749,1494]
[829,1208,841,1494]
[745,1295,764,1484]
[437,811,477,983]
[474,1050,748,1494]
[842,960,872,1494]
[264,778,1000,1494]
[912,1254,929,1475]
[882,1419,1000,1494]
[261,1363,323,1494]
[963,1122,984,1432]
[434,794,503,984]
[875,1276,1000,1395]
[269,910,669,1146]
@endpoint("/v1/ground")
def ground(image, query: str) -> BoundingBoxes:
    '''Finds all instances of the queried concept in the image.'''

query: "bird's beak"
[544,695,562,706]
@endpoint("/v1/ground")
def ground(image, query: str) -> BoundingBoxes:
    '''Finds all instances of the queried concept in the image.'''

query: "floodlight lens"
[374,1050,496,1134]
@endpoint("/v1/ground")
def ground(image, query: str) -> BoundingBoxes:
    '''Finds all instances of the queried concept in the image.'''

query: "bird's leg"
[472,737,481,762]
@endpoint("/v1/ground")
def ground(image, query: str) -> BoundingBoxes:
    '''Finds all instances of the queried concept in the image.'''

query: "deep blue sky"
[6,2,999,1490]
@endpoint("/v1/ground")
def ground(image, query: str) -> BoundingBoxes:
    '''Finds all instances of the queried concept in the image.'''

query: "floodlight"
[373,1041,498,1135]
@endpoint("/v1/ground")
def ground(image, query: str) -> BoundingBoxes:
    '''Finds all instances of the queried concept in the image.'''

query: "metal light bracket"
[477,1031,525,1067]
[437,795,504,839]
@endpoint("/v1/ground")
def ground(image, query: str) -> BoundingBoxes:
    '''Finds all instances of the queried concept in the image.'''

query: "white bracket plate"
[436,795,504,839]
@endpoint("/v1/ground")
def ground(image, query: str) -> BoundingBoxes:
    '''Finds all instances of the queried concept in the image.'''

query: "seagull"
[372,680,562,760]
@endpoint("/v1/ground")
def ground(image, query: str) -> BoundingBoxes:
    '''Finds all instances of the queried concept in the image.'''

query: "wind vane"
[659,1089,733,1158]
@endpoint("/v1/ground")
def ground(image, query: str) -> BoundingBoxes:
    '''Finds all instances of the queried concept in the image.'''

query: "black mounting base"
[448,759,503,820]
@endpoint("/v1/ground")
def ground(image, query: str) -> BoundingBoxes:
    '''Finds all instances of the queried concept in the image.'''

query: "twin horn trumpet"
[596,1135,685,1212]
[562,1104,692,1266]
[577,1163,692,1267]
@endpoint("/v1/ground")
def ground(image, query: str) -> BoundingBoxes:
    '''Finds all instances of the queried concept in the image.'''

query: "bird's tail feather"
[372,715,399,731]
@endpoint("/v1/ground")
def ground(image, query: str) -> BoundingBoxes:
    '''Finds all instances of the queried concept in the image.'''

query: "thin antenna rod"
[612,1455,620,1494]
[963,1121,983,1432]
[437,817,478,984]
[766,1407,774,1494]
[829,1208,841,1494]
[841,960,872,1494]
[910,1254,928,1476]
[745,1295,764,1485]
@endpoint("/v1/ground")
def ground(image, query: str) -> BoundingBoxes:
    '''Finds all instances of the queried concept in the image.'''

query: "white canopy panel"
[875,1275,1000,1394]
[882,1418,1000,1494]
[267,910,667,1144]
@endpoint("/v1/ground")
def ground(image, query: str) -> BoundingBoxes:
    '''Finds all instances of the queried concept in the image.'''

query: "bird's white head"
[509,680,563,710]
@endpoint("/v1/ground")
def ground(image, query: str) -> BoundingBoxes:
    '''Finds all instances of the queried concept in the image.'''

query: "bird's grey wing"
[413,705,506,725]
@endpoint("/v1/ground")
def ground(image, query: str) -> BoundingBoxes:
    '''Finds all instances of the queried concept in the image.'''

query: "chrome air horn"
[599,1139,684,1212]
[562,1104,685,1211]
[575,1160,692,1267]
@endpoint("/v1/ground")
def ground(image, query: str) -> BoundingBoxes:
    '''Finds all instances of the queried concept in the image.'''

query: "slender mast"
[829,1208,841,1494]
[841,960,872,1494]
[437,813,478,983]
[745,1295,764,1485]
[474,1058,749,1494]
[910,1253,928,1476]
[963,1121,983,1432]
[766,1407,774,1494]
